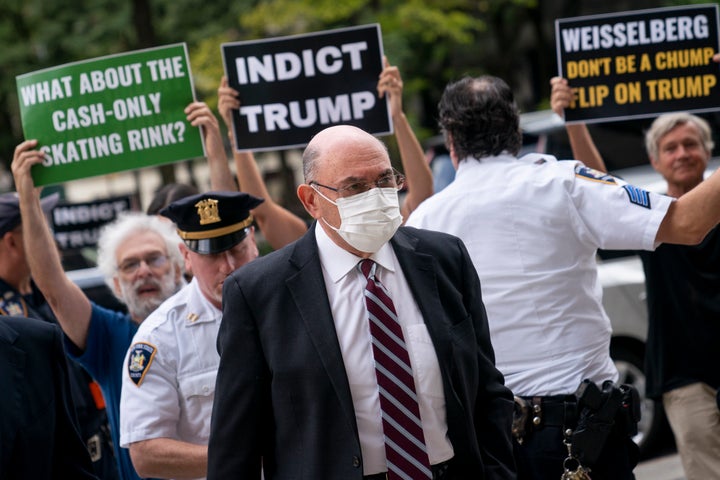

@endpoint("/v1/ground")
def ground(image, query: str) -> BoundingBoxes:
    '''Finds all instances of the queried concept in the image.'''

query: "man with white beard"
[97,213,186,322]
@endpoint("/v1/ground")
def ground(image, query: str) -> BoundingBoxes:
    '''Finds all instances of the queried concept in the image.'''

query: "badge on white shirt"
[127,342,157,387]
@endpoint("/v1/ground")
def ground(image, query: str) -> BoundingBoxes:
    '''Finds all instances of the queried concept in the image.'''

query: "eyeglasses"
[310,170,406,198]
[118,253,169,275]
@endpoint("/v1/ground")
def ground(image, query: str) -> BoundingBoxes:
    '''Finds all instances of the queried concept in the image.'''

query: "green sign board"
[16,43,204,186]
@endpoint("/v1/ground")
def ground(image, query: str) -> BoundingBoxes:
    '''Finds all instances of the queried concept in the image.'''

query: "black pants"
[513,422,638,480]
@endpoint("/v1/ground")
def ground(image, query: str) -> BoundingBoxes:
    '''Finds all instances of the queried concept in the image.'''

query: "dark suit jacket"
[0,316,97,480]
[208,224,516,479]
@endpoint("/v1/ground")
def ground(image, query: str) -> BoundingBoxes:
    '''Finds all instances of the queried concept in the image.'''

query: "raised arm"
[378,57,434,219]
[12,140,92,349]
[186,101,237,192]
[550,77,607,173]
[218,76,307,250]
[656,167,720,245]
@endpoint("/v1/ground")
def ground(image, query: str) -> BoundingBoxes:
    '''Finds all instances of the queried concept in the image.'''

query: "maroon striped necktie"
[359,259,432,480]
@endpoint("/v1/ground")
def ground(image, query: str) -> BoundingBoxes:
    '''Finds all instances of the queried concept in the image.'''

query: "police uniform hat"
[0,192,59,237]
[159,191,264,254]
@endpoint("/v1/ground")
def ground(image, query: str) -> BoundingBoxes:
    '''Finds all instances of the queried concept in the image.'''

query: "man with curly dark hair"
[407,75,720,480]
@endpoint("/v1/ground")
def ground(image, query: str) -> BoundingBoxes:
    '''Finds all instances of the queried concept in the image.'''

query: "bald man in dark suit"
[208,125,515,480]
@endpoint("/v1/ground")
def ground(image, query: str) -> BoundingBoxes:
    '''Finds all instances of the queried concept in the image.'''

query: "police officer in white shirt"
[406,75,720,480]
[120,191,263,480]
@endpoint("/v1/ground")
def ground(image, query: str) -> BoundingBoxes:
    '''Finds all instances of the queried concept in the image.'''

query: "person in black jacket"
[0,315,98,479]
[0,191,118,479]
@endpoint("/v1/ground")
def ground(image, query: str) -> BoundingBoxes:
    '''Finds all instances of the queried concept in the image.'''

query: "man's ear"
[173,254,184,283]
[445,134,459,168]
[2,231,15,249]
[4,229,24,256]
[297,184,322,219]
[178,242,192,273]
[246,226,258,246]
[0,232,13,256]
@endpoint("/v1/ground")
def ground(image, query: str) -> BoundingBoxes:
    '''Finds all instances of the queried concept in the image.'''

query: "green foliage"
[0,1,132,167]
[388,2,485,44]
[238,0,368,36]
[191,34,229,107]
[0,0,673,190]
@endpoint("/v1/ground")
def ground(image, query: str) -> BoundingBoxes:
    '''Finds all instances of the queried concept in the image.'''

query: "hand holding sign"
[185,102,221,150]
[550,77,575,117]
[218,76,241,136]
[377,56,404,119]
[11,140,45,197]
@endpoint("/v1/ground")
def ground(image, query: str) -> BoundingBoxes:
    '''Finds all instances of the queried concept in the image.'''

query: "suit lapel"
[282,226,459,438]
[285,225,359,436]
[391,229,454,378]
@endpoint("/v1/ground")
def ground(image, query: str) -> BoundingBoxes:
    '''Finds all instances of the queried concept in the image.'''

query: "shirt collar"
[457,153,516,173]
[457,152,558,174]
[314,223,396,283]
[184,277,221,324]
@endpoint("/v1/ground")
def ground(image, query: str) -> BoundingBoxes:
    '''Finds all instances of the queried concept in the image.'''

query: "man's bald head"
[302,125,389,183]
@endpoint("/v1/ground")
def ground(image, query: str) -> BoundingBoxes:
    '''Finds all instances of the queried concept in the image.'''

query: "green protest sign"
[16,43,204,186]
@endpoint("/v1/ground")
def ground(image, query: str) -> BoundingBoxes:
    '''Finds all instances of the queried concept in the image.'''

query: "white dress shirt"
[314,224,454,474]
[407,153,673,396]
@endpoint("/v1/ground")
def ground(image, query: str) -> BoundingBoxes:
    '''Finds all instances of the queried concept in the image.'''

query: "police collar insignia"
[127,342,157,387]
[575,165,616,185]
[0,291,27,317]
[195,198,221,225]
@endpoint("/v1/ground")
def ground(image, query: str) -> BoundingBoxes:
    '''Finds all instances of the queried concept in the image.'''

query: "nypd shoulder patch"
[574,165,617,184]
[622,184,652,209]
[127,342,157,387]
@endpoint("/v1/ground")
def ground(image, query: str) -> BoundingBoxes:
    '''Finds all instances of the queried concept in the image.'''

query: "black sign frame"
[556,4,720,124]
[222,24,391,151]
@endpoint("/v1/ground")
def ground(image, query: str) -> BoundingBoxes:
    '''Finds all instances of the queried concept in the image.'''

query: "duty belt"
[512,394,578,444]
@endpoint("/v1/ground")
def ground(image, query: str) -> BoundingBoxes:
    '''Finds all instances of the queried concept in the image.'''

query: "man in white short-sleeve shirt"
[120,191,263,480]
[410,153,670,397]
[406,75,720,480]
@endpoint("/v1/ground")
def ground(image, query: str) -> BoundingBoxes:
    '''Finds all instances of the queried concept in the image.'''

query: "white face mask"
[314,186,403,253]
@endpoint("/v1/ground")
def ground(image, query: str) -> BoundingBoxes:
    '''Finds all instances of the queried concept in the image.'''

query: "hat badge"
[195,198,221,225]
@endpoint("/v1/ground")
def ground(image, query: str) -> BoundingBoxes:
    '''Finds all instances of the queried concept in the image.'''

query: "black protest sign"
[51,195,133,250]
[222,24,390,151]
[556,4,720,124]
